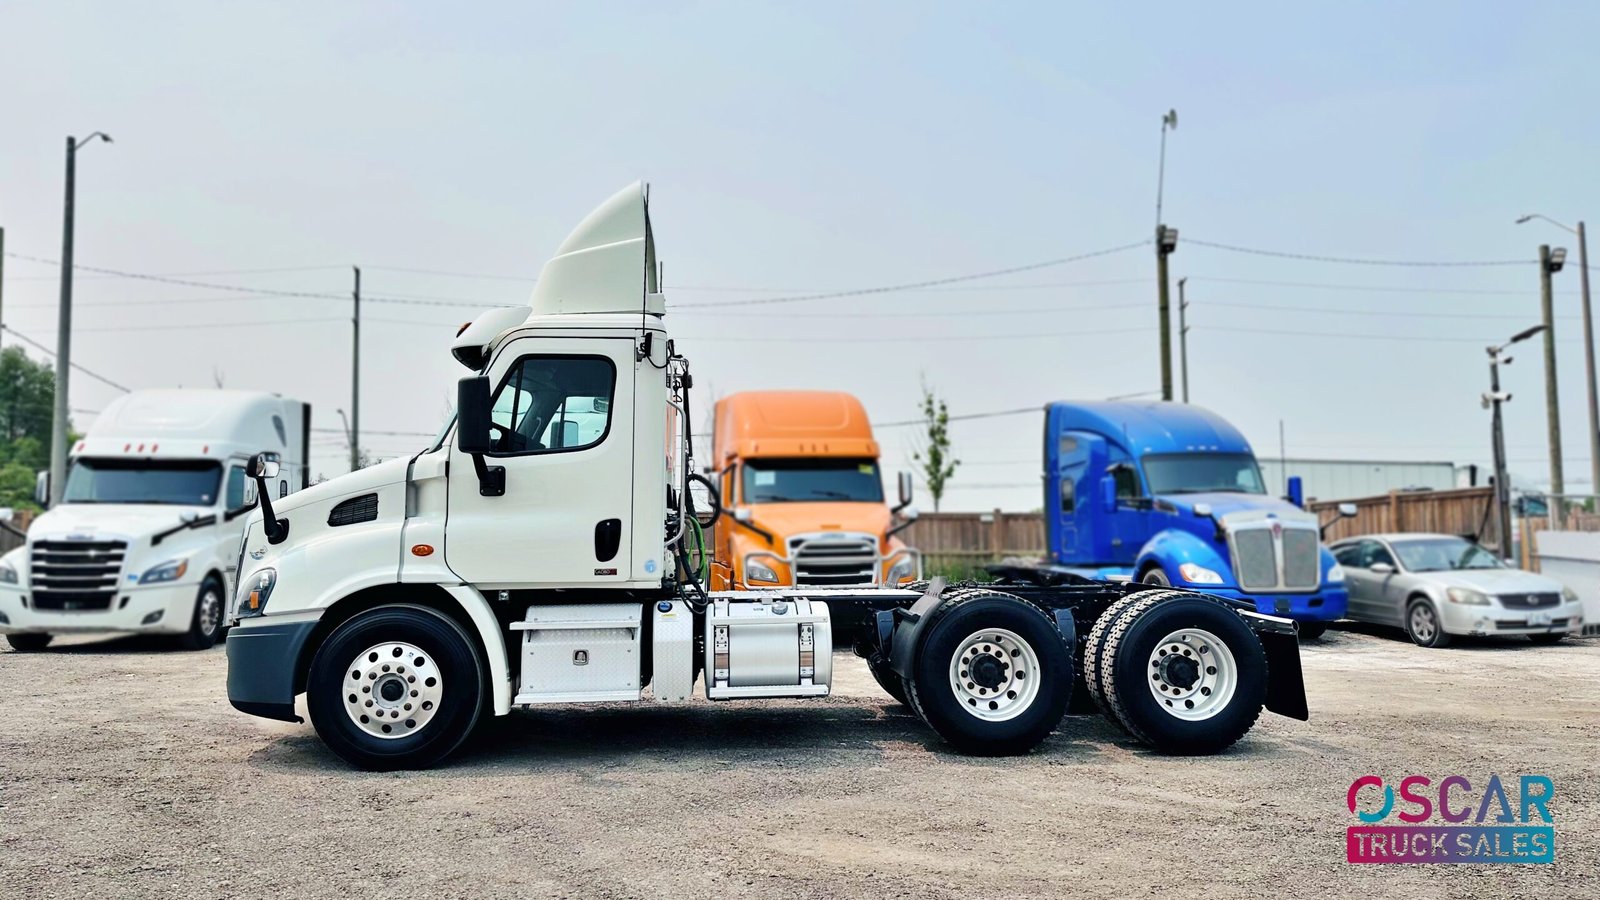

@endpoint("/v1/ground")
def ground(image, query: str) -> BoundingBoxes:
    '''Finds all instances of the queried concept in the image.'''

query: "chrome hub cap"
[343,641,442,739]
[1147,628,1236,721]
[948,628,1041,722]
[197,589,221,636]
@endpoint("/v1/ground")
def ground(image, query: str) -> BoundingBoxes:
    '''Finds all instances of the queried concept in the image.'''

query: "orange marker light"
[411,544,435,557]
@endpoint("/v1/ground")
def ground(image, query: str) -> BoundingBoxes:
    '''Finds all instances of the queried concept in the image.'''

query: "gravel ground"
[1,624,1595,899]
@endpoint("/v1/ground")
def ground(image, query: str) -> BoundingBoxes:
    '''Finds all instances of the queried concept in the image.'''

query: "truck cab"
[1042,401,1348,630]
[709,391,920,591]
[0,390,309,651]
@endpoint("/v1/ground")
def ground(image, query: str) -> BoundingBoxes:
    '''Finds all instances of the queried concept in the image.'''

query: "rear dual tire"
[904,590,1073,756]
[1085,590,1267,754]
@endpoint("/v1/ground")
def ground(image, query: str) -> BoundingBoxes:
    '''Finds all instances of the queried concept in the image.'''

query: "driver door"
[445,336,635,587]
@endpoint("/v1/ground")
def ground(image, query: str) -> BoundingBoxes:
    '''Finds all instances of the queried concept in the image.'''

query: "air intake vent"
[328,493,379,527]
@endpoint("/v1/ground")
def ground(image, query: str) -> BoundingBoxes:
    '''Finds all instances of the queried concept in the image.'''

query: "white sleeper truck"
[0,390,309,651]
[224,185,1310,769]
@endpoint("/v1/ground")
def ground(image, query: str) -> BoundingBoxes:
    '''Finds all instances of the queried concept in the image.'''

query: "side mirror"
[1100,475,1117,514]
[734,508,753,524]
[34,470,50,508]
[456,375,494,455]
[1286,475,1305,509]
[1338,502,1358,518]
[897,471,914,507]
[902,505,919,521]
[1369,562,1395,575]
[1193,503,1214,518]
[242,479,259,509]
[246,453,280,479]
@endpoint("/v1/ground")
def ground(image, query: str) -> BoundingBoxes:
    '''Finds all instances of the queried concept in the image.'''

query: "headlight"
[139,558,190,584]
[0,561,17,585]
[236,568,277,618]
[886,556,917,584]
[1562,586,1579,604]
[1446,587,1490,606]
[1326,564,1346,584]
[745,559,781,584]
[1178,562,1225,585]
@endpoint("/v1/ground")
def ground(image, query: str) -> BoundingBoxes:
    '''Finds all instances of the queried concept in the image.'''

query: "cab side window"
[487,355,616,456]
[1109,463,1141,500]
[225,466,250,510]
[1358,540,1396,569]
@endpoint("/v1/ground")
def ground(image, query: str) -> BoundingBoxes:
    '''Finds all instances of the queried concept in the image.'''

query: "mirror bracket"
[472,453,506,497]
[247,453,290,545]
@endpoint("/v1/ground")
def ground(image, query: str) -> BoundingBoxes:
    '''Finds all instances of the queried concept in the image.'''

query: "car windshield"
[1391,537,1503,572]
[63,458,223,506]
[743,458,884,503]
[1141,453,1266,495]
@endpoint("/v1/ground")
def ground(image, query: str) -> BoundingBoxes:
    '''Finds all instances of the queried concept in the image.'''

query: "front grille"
[1497,592,1561,610]
[790,534,878,586]
[1228,523,1321,593]
[29,540,126,611]
[1496,618,1570,629]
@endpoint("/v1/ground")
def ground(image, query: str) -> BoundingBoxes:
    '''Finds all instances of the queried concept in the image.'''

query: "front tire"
[1100,592,1268,755]
[1404,599,1452,648]
[905,590,1072,756]
[1296,621,1328,641]
[1528,633,1566,645]
[5,633,53,652]
[178,576,227,650]
[307,604,485,770]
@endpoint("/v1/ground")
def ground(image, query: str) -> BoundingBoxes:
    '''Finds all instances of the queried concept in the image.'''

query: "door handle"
[594,518,622,562]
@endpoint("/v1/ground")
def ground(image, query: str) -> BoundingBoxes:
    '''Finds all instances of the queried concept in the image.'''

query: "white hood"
[30,503,213,543]
[1418,567,1567,596]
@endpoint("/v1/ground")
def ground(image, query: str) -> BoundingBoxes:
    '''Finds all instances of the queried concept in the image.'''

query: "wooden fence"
[1309,487,1499,546]
[902,510,1047,562]
[0,510,34,556]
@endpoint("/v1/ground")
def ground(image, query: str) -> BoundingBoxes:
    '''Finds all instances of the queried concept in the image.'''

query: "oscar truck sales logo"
[1346,774,1554,863]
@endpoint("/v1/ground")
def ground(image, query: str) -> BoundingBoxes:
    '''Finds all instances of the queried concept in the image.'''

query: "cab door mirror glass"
[457,375,494,454]
[246,453,280,480]
[897,471,913,506]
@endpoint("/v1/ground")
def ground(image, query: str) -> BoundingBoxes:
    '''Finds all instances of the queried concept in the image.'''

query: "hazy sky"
[4,1,1599,510]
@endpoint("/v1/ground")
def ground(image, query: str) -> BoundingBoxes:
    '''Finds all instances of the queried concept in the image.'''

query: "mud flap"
[1257,629,1309,721]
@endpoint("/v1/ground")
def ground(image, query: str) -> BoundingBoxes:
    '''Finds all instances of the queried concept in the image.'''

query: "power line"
[1201,300,1579,322]
[1187,276,1569,297]
[673,241,1151,309]
[678,325,1149,345]
[362,265,537,282]
[873,406,1040,429]
[672,278,1149,295]
[1185,239,1533,268]
[4,263,348,282]
[1200,324,1585,344]
[0,325,131,392]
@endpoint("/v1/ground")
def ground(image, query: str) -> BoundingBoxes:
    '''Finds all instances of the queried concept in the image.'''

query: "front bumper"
[227,617,319,722]
[1190,586,1348,622]
[0,582,197,635]
[1438,601,1585,637]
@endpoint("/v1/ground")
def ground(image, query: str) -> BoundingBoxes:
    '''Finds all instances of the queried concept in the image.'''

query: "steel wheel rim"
[1411,605,1436,641]
[1146,627,1237,721]
[947,628,1041,722]
[197,588,221,636]
[343,641,443,739]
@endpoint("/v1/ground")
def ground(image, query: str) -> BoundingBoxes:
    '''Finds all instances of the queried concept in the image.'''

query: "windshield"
[1141,453,1266,495]
[743,458,884,503]
[1392,537,1504,572]
[63,458,223,506]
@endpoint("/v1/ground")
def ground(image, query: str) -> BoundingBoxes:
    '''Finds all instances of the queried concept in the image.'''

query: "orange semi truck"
[709,391,921,591]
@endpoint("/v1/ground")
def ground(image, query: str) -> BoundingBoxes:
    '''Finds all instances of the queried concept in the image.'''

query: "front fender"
[1135,529,1237,589]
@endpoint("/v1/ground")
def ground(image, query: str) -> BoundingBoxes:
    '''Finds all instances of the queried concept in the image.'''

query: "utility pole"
[1178,276,1190,403]
[1156,225,1178,401]
[0,226,7,348]
[1487,324,1546,560]
[1577,222,1599,499]
[351,265,361,472]
[49,133,112,505]
[1538,244,1566,498]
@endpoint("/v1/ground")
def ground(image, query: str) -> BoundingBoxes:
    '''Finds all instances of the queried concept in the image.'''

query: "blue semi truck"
[998,401,1351,639]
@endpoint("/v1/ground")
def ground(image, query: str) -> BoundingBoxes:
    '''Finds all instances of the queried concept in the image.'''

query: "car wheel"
[5,633,53,652]
[1528,633,1566,646]
[178,576,227,650]
[1404,599,1451,648]
[1296,621,1328,641]
[307,604,485,770]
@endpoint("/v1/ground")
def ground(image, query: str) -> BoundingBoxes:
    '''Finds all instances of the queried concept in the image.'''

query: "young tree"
[0,347,69,510]
[911,380,959,512]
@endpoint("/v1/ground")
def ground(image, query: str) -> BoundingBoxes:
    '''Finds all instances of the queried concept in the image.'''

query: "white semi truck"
[0,390,309,651]
[224,185,1310,770]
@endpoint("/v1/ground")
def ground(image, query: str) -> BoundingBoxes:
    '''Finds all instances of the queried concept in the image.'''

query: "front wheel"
[1528,633,1566,646]
[1404,599,1452,648]
[905,590,1072,756]
[178,576,227,650]
[307,604,486,770]
[1296,621,1328,641]
[5,633,53,652]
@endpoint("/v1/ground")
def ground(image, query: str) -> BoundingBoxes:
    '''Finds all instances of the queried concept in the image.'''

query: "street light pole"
[1538,244,1566,498]
[50,132,112,506]
[351,265,361,472]
[1487,324,1546,561]
[1518,213,1599,498]
[1156,226,1178,401]
[1178,276,1190,403]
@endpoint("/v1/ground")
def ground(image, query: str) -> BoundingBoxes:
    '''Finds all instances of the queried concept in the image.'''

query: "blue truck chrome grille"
[1227,524,1320,593]
[1281,529,1319,589]
[1233,530,1278,590]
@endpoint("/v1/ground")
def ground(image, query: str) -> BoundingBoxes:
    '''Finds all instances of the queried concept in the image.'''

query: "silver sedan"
[1329,533,1584,648]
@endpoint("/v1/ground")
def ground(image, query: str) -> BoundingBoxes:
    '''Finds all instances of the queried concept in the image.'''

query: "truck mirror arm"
[728,513,775,543]
[469,453,506,497]
[251,474,290,545]
[887,516,916,537]
[151,513,219,547]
